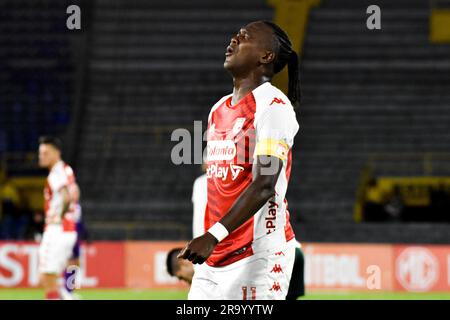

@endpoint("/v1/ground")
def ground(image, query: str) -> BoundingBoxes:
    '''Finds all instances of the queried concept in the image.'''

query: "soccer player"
[286,241,305,300]
[179,21,301,300]
[61,185,83,300]
[165,163,206,285]
[166,248,195,284]
[38,136,78,300]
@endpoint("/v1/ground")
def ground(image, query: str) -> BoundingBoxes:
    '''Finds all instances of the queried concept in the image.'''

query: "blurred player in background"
[192,163,207,239]
[38,136,78,300]
[179,21,301,299]
[60,186,84,300]
[166,248,195,284]
[166,163,206,284]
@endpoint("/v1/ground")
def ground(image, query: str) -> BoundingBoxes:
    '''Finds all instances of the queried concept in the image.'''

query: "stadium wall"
[0,241,449,293]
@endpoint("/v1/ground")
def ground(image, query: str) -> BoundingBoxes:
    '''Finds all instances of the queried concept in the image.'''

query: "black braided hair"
[262,21,301,106]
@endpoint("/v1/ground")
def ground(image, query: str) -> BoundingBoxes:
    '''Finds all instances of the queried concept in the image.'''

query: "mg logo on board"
[396,247,439,292]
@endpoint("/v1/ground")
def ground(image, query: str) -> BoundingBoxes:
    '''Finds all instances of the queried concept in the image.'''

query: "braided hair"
[262,21,301,106]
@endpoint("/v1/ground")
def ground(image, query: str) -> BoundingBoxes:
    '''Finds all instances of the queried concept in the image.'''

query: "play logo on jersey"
[206,163,244,181]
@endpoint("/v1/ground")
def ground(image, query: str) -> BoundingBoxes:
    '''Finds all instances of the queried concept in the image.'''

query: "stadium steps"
[74,0,450,242]
[0,0,77,153]
[289,0,450,226]
[75,0,272,229]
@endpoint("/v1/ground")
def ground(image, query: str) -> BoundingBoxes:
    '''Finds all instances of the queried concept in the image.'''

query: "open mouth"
[225,46,234,57]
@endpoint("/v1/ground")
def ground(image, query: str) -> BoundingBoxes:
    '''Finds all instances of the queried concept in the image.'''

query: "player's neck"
[231,74,270,105]
[48,159,62,171]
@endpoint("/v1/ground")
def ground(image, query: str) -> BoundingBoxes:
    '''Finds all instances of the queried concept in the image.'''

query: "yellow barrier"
[376,177,450,207]
[430,9,450,43]
[0,177,46,212]
[355,176,450,220]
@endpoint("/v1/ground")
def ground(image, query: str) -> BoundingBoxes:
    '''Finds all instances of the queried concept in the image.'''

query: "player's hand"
[177,232,219,264]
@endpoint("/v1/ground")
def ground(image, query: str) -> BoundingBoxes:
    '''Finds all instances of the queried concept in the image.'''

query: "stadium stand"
[291,0,450,241]
[68,0,450,242]
[73,0,274,234]
[294,0,450,220]
[0,0,75,154]
[1,0,449,243]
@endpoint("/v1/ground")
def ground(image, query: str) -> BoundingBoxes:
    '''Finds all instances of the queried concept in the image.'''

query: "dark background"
[0,0,449,243]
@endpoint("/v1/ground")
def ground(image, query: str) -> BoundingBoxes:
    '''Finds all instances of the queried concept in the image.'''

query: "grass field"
[0,289,450,300]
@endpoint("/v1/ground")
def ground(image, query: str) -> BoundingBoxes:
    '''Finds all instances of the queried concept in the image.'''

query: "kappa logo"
[270,264,283,274]
[269,97,285,106]
[269,282,282,292]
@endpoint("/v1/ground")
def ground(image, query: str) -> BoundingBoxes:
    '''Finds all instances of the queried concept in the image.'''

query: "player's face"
[224,22,273,75]
[174,260,194,284]
[38,144,59,168]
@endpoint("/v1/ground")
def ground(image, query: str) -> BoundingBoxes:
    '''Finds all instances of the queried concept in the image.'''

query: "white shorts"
[38,225,77,274]
[188,240,296,300]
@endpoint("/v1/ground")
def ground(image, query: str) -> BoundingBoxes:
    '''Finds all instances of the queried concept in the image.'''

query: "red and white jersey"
[44,161,78,232]
[205,82,300,267]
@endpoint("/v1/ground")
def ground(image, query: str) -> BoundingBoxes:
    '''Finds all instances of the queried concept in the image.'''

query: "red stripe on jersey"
[284,149,296,242]
[206,93,257,266]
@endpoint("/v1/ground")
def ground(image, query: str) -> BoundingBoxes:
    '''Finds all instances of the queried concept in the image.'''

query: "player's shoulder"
[50,161,65,176]
[48,161,70,189]
[63,162,75,177]
[52,161,73,176]
[252,82,292,108]
[208,93,233,121]
[252,82,296,124]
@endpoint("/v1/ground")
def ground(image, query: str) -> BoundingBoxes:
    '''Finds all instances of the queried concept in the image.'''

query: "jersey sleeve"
[255,105,299,161]
[48,168,69,192]
[64,165,76,184]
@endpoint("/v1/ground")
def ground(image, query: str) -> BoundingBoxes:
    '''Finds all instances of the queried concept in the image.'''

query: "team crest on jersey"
[232,117,246,135]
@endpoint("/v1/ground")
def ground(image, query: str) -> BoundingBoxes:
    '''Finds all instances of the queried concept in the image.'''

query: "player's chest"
[207,103,256,143]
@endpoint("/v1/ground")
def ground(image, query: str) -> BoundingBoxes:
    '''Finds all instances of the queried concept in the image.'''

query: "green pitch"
[0,289,449,300]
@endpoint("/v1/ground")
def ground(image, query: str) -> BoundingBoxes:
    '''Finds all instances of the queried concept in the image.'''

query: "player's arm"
[220,155,282,232]
[60,186,71,217]
[179,155,282,264]
[69,182,80,203]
